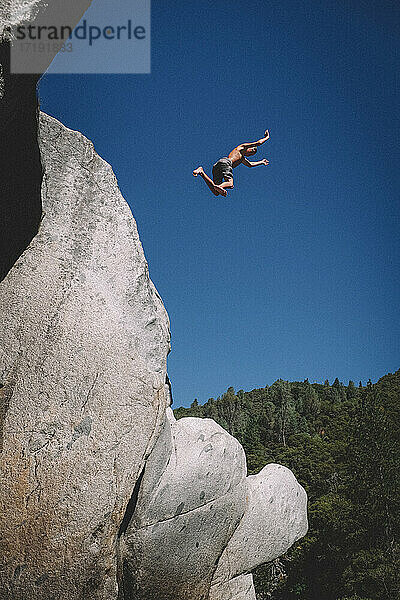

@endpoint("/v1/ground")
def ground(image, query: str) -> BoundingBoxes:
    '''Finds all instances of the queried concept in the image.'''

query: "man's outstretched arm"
[242,158,269,167]
[240,129,270,149]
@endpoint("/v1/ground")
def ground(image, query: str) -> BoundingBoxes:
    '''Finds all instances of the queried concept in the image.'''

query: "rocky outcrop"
[120,411,248,600]
[120,412,308,600]
[209,575,257,600]
[0,1,93,47]
[0,0,44,37]
[0,112,171,600]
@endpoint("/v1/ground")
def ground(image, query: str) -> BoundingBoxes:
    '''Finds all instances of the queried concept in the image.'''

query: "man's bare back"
[193,129,270,197]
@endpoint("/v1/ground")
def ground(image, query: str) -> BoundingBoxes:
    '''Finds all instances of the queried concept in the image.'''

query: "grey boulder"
[120,412,248,600]
[120,418,308,600]
[211,463,308,593]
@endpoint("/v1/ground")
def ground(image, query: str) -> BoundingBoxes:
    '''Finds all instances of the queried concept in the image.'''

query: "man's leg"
[193,166,227,197]
[219,179,234,190]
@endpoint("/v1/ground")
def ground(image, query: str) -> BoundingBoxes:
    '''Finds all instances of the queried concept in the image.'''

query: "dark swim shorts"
[212,157,234,185]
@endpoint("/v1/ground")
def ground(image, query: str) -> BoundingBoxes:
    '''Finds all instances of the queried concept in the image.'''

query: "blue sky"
[39,0,400,407]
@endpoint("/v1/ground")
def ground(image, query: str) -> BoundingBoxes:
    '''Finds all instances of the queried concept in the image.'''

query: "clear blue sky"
[39,0,400,407]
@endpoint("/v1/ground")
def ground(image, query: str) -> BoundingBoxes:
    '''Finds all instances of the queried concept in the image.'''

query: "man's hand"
[242,158,270,168]
[240,130,270,150]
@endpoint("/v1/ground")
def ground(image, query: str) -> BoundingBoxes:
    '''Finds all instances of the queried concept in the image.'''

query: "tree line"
[174,370,399,600]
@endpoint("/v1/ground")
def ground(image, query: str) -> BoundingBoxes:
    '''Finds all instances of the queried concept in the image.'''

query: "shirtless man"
[193,130,270,197]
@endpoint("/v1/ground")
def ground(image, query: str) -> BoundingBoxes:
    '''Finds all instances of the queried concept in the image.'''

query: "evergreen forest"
[174,370,400,600]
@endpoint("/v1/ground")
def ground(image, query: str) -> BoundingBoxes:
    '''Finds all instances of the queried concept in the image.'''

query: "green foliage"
[338,597,373,600]
[174,370,400,600]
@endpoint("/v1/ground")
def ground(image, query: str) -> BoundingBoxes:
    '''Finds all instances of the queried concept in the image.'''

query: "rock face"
[0,0,44,37]
[120,411,248,600]
[0,112,171,600]
[209,575,257,600]
[0,1,93,45]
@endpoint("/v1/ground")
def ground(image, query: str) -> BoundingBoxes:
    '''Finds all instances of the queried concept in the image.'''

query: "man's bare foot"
[215,185,227,197]
[193,166,203,177]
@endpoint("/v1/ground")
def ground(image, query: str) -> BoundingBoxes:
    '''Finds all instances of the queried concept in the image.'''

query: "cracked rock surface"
[0,113,170,600]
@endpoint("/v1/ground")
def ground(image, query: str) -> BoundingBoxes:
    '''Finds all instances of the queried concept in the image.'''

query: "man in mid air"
[193,129,270,197]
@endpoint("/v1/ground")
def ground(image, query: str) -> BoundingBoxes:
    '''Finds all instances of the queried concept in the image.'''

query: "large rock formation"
[0,2,308,599]
[0,112,171,599]
[0,1,93,45]
[119,411,307,600]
